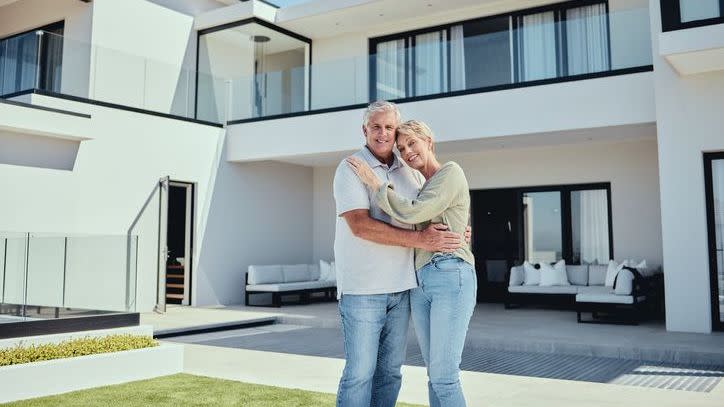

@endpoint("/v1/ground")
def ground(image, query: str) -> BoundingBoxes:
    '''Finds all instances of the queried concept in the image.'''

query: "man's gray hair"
[362,100,401,127]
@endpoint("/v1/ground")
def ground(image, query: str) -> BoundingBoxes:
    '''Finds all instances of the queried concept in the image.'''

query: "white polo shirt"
[333,146,424,298]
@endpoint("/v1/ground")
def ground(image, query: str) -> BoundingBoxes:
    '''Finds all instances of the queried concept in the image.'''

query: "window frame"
[369,0,610,101]
[660,0,724,32]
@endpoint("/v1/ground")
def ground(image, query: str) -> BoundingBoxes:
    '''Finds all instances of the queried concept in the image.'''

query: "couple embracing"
[333,100,476,407]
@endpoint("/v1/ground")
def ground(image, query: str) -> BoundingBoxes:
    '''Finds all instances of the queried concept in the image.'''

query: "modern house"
[0,0,722,334]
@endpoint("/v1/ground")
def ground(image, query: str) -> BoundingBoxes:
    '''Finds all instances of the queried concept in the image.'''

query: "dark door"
[705,153,724,331]
[471,189,520,302]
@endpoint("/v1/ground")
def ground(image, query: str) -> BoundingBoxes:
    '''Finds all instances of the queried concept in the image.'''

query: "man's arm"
[341,209,461,252]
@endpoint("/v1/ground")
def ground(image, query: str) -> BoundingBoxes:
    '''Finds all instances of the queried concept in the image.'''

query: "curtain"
[415,30,446,96]
[566,4,610,75]
[579,189,610,264]
[0,33,38,95]
[516,11,557,81]
[376,39,406,99]
[450,25,466,91]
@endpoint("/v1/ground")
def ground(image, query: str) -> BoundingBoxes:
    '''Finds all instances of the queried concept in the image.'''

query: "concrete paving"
[181,342,724,407]
[140,305,278,336]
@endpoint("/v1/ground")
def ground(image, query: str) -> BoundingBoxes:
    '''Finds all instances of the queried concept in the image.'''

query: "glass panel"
[516,11,558,81]
[198,22,310,122]
[376,38,407,100]
[566,3,610,75]
[712,158,724,323]
[0,31,39,95]
[571,189,610,264]
[522,191,562,263]
[680,0,721,23]
[414,30,447,96]
[462,17,511,89]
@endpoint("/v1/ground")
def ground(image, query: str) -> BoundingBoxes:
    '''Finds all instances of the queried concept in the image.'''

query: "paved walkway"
[181,341,724,407]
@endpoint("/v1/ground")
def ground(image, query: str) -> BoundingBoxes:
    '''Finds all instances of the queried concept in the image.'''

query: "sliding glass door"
[705,153,724,331]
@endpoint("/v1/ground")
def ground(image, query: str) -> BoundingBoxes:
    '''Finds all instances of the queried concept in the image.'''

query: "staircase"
[166,264,185,304]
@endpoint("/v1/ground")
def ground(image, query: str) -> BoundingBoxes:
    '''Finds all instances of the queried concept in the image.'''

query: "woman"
[347,120,476,407]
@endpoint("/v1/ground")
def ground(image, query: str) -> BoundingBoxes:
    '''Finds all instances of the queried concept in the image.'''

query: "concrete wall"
[0,95,224,312]
[312,138,663,271]
[649,0,724,333]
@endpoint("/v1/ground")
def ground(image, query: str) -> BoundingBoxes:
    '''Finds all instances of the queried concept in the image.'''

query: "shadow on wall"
[0,130,80,171]
[194,139,314,306]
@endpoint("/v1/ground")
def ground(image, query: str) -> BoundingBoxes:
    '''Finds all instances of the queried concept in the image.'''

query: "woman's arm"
[346,157,464,224]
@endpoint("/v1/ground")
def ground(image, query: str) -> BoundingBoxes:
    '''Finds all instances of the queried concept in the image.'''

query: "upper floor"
[0,0,721,157]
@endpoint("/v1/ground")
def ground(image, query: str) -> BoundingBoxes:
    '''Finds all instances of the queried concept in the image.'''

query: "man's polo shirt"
[332,146,423,299]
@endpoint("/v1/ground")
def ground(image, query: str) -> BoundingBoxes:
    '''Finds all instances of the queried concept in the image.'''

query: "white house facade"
[0,0,722,334]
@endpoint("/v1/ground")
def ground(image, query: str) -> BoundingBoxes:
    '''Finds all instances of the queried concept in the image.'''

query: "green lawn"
[4,373,423,406]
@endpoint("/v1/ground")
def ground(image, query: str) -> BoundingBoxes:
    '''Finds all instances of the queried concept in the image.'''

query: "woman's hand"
[346,157,382,191]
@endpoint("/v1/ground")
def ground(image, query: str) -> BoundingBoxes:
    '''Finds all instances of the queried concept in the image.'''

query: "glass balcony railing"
[224,5,652,123]
[0,30,226,123]
[0,232,139,319]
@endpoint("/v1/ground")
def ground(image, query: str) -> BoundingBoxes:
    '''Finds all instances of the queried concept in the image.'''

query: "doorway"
[165,181,194,306]
[705,152,724,331]
[470,189,521,302]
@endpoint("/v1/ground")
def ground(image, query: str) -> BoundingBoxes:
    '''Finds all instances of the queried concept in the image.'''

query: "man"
[333,101,467,407]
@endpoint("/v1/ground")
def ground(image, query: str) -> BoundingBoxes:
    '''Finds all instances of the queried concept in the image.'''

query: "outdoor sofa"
[245,263,337,307]
[506,262,664,324]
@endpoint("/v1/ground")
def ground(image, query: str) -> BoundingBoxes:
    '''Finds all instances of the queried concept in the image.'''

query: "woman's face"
[396,132,432,170]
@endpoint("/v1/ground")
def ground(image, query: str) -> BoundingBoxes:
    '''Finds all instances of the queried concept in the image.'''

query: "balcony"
[0,29,225,126]
[225,3,655,162]
[659,0,724,75]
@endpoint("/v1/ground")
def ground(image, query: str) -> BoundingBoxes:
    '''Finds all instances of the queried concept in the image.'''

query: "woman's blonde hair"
[395,120,435,152]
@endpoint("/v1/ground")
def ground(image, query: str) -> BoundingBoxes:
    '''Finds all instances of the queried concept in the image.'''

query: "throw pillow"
[509,266,525,286]
[613,268,635,295]
[319,259,331,281]
[540,260,570,286]
[605,260,627,287]
[523,261,540,286]
[326,261,337,283]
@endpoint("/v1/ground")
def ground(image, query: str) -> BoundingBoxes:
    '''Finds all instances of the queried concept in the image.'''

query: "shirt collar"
[361,145,403,171]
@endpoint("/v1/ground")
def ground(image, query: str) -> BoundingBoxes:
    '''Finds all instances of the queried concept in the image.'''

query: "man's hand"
[464,225,472,244]
[417,224,462,253]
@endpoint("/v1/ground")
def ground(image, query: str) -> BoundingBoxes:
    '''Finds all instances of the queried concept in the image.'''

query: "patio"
[144,302,724,365]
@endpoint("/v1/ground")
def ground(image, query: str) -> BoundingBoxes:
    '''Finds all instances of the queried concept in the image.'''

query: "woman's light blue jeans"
[410,255,477,407]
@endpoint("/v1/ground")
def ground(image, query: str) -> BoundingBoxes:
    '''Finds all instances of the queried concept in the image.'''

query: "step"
[166,275,184,280]
[166,294,184,300]
[166,283,184,289]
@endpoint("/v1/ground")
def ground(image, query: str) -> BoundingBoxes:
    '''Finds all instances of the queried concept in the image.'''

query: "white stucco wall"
[0,95,224,312]
[649,0,724,333]
[194,159,314,307]
[312,138,663,272]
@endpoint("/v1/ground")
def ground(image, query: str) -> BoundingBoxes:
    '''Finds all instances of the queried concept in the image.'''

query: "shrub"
[0,334,157,367]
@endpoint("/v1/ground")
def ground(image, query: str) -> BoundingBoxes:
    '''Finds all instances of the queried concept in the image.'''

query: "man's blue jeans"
[410,255,477,407]
[336,291,410,407]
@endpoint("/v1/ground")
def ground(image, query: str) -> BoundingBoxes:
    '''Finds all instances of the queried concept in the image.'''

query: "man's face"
[362,110,398,161]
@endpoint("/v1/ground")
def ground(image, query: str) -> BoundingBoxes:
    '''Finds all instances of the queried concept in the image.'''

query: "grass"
[4,373,423,407]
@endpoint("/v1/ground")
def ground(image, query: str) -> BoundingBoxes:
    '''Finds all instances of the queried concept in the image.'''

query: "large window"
[371,1,616,100]
[0,22,64,96]
[521,184,612,265]
[196,19,311,123]
[661,0,724,31]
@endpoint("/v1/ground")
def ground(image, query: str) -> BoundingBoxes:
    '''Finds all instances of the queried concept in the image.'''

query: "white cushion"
[247,265,284,285]
[605,260,628,287]
[247,280,336,292]
[540,260,570,287]
[328,261,337,283]
[576,292,643,305]
[319,260,332,281]
[566,265,589,286]
[282,264,311,283]
[614,268,635,295]
[577,285,611,295]
[523,261,540,286]
[308,263,321,280]
[509,285,579,294]
[509,266,525,286]
[588,264,607,286]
